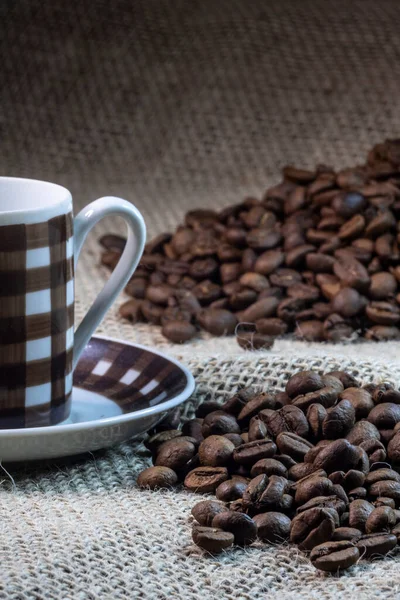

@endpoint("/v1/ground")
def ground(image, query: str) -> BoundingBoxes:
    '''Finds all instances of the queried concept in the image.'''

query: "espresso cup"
[0,177,146,428]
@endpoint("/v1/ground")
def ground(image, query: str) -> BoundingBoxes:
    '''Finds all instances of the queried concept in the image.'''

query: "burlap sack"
[2,1,400,598]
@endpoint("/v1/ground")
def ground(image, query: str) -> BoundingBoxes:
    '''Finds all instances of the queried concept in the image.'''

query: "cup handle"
[72,196,146,368]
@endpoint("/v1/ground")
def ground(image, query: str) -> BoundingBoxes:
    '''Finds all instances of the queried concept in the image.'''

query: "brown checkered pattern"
[74,338,188,414]
[0,213,74,428]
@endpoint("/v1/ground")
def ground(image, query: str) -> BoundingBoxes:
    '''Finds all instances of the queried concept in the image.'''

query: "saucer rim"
[0,335,195,437]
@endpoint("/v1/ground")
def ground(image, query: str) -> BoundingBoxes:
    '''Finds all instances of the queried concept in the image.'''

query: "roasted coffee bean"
[248,416,268,441]
[368,402,400,429]
[349,499,374,531]
[212,511,257,546]
[242,474,269,509]
[256,318,288,336]
[162,321,197,343]
[292,386,340,411]
[237,332,275,351]
[286,371,325,399]
[260,405,309,438]
[355,532,397,558]
[215,479,247,502]
[223,433,243,447]
[346,420,380,445]
[155,438,197,471]
[233,439,277,465]
[322,400,355,439]
[137,466,178,489]
[254,249,285,275]
[276,432,314,461]
[290,507,337,551]
[372,384,400,405]
[307,403,327,440]
[241,297,280,322]
[332,527,362,542]
[323,313,354,341]
[289,462,318,481]
[331,288,366,318]
[340,388,374,419]
[145,429,182,454]
[365,506,396,533]
[198,436,235,467]
[184,467,229,493]
[313,439,360,473]
[202,411,241,437]
[296,495,346,516]
[250,458,288,478]
[237,393,276,425]
[295,320,325,341]
[254,512,291,543]
[197,308,237,336]
[119,299,143,323]
[310,540,360,572]
[191,500,227,526]
[192,526,234,554]
[294,475,336,506]
[366,301,400,325]
[222,387,256,416]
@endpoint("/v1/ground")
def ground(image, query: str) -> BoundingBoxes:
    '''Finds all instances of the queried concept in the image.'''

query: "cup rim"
[0,176,72,225]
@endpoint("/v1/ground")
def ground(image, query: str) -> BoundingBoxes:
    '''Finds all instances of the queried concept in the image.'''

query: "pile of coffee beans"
[137,370,400,571]
[101,139,400,346]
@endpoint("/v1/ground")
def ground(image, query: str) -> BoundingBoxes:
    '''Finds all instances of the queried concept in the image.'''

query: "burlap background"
[2,1,400,598]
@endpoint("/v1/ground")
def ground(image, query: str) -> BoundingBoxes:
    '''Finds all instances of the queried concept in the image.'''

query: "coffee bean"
[296,495,346,516]
[331,288,366,318]
[215,479,247,502]
[310,540,360,572]
[349,499,375,531]
[368,402,400,430]
[237,392,276,425]
[199,436,235,467]
[221,387,256,416]
[290,507,337,551]
[254,512,291,543]
[137,466,178,489]
[322,400,355,439]
[366,301,400,325]
[192,526,234,553]
[355,532,397,558]
[313,439,360,473]
[197,308,237,336]
[365,506,396,533]
[184,467,229,493]
[292,386,340,411]
[295,320,325,341]
[286,371,324,399]
[241,297,280,322]
[294,475,336,506]
[250,458,288,478]
[191,500,227,526]
[202,411,241,437]
[254,249,285,275]
[260,405,309,438]
[276,432,314,461]
[339,388,374,419]
[161,320,197,343]
[233,439,277,466]
[332,527,362,542]
[256,318,288,336]
[346,420,380,445]
[212,511,257,546]
[155,438,197,471]
[323,313,354,342]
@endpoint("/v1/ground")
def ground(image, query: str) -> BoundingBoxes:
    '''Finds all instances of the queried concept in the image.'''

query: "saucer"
[0,336,195,462]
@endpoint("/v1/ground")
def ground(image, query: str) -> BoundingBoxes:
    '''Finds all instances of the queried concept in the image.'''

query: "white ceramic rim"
[0,335,196,437]
[0,176,72,225]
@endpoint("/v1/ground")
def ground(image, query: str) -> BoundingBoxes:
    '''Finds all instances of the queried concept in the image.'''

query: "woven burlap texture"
[2,0,400,598]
